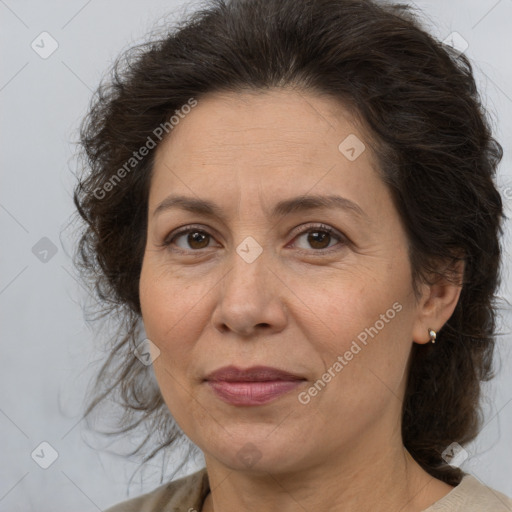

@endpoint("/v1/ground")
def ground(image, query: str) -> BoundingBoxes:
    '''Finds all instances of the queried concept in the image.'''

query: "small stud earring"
[428,328,437,344]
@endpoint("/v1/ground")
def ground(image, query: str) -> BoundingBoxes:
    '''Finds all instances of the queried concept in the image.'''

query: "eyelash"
[161,223,347,255]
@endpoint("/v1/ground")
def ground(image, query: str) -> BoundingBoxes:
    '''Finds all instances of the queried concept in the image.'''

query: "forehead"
[149,88,388,219]
[155,88,367,164]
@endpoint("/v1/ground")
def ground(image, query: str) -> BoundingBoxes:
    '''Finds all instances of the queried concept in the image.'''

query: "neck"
[201,439,453,512]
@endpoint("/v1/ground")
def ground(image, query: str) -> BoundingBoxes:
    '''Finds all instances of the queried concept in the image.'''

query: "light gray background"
[1,0,511,510]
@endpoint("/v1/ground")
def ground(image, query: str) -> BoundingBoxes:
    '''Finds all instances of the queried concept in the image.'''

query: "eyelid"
[162,224,221,249]
[162,222,348,253]
[287,222,347,252]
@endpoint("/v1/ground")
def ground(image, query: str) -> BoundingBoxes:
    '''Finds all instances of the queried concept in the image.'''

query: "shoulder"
[425,473,512,511]
[103,467,210,512]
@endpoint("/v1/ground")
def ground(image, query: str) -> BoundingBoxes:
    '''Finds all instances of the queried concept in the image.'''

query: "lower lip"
[206,380,304,406]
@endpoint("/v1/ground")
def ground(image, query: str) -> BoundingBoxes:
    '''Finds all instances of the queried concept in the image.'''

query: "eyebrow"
[152,194,368,223]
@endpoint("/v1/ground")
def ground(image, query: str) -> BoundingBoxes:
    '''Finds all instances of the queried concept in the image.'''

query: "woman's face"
[139,89,432,474]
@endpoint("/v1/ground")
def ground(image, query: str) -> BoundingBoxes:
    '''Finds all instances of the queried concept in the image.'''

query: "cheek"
[139,262,212,399]
[309,272,413,393]
[139,258,208,341]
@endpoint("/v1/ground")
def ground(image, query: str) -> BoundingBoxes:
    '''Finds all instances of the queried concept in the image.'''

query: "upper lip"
[205,365,305,382]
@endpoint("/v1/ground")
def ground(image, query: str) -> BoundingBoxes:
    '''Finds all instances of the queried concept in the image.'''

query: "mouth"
[205,365,305,382]
[204,365,307,406]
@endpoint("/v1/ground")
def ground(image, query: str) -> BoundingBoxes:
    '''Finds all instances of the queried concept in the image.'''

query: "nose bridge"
[211,233,287,335]
[224,234,270,300]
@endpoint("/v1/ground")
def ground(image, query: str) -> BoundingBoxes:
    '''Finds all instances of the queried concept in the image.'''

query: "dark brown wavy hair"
[72,0,505,486]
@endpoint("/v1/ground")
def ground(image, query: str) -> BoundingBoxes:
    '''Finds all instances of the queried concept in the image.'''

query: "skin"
[139,88,463,512]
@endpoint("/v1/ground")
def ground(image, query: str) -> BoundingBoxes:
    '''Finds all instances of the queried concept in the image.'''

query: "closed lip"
[204,365,306,382]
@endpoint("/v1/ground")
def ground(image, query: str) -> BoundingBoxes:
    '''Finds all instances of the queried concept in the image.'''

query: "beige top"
[104,467,512,511]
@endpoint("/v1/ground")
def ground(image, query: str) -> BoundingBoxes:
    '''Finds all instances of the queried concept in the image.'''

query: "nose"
[210,243,288,338]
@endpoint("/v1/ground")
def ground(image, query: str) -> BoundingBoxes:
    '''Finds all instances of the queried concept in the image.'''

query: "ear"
[411,259,465,345]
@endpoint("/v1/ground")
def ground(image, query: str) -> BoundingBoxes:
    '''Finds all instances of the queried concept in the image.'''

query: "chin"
[204,435,306,474]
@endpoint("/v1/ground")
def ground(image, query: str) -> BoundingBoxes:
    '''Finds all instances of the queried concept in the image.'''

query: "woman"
[73,0,512,510]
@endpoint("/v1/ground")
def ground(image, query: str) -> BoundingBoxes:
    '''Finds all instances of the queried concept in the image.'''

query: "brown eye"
[185,231,211,249]
[164,223,345,254]
[166,228,215,251]
[306,230,332,249]
[292,224,344,251]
